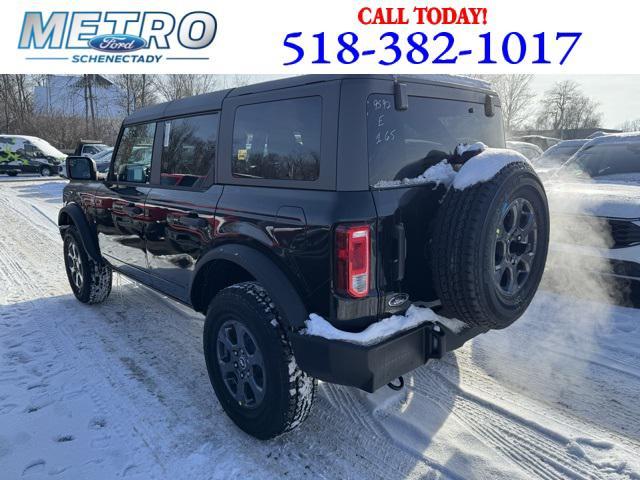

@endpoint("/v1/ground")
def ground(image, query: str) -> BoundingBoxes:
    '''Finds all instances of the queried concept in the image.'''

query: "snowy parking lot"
[1,178,639,479]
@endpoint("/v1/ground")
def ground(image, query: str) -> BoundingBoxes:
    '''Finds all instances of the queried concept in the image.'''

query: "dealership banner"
[2,0,638,73]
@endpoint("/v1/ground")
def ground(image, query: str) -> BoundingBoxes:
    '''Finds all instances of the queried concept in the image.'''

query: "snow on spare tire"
[430,143,549,329]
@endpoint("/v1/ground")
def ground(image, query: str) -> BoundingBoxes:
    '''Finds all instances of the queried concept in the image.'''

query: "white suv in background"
[546,133,640,302]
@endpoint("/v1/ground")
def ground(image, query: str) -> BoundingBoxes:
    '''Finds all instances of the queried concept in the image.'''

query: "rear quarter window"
[231,97,321,181]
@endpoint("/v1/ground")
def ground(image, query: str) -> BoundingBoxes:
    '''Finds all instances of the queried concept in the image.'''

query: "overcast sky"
[529,75,640,128]
[237,74,640,129]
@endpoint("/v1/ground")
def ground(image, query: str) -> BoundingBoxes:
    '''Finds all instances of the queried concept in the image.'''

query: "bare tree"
[475,74,536,134]
[0,75,37,132]
[221,74,256,89]
[617,118,640,132]
[536,80,602,131]
[73,75,112,137]
[112,74,159,115]
[154,75,218,101]
[0,75,126,148]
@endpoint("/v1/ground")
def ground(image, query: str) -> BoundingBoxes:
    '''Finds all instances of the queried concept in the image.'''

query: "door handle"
[180,211,208,228]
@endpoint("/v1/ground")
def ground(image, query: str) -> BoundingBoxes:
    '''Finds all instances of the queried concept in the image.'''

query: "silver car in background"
[506,140,543,161]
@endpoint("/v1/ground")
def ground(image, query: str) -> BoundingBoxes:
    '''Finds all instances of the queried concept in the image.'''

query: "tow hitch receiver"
[291,321,489,393]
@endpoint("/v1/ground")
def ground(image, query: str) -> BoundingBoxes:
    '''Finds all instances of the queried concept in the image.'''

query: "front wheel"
[203,282,316,439]
[63,226,112,304]
[40,166,52,177]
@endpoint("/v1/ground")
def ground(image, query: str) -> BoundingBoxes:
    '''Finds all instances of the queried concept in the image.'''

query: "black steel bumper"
[290,321,488,393]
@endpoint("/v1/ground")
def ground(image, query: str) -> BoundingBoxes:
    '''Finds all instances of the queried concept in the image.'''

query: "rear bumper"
[290,321,488,393]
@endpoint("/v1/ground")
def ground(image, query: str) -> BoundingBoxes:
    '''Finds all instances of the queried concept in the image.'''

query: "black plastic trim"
[190,244,309,329]
[58,203,101,262]
[291,321,488,392]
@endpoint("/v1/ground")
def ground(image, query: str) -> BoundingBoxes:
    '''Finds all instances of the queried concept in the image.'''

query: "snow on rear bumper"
[290,321,488,393]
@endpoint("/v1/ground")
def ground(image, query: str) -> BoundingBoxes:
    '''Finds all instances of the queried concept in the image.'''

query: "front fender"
[191,244,309,329]
[58,203,101,262]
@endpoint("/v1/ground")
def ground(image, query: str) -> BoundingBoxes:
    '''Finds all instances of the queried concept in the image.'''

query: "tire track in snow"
[0,182,437,479]
[0,187,267,477]
[2,180,638,480]
[409,364,638,480]
[454,342,640,449]
[0,188,162,479]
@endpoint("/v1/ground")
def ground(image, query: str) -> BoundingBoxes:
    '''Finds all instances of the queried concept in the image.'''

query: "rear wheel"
[7,171,17,177]
[63,226,112,304]
[430,162,549,329]
[203,282,316,439]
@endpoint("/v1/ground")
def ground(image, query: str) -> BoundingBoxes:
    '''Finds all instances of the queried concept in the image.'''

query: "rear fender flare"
[58,204,101,262]
[191,244,308,330]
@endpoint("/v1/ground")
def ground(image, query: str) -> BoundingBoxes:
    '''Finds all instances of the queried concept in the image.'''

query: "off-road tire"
[63,226,112,304]
[430,162,549,329]
[204,282,316,439]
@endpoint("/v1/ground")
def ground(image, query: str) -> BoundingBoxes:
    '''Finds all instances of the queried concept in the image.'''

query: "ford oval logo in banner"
[88,34,146,53]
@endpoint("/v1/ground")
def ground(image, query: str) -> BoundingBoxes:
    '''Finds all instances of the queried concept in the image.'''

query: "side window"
[84,145,98,155]
[23,142,39,157]
[232,97,321,181]
[160,113,219,188]
[111,123,155,183]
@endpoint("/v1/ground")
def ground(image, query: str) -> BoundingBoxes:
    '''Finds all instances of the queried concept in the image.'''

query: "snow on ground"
[0,174,54,183]
[1,179,639,479]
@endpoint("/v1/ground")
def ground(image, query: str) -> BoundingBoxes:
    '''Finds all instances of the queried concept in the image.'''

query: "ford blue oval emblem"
[89,34,146,52]
[388,293,410,308]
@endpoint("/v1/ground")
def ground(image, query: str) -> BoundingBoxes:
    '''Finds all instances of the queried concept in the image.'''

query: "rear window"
[367,95,504,185]
[232,97,321,181]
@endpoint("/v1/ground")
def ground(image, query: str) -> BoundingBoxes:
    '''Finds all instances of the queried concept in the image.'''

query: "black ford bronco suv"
[59,75,549,439]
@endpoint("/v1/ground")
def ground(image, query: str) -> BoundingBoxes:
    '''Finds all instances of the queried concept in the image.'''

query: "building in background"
[34,75,125,119]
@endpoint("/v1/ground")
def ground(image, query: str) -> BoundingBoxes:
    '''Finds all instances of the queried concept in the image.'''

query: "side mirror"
[66,156,97,181]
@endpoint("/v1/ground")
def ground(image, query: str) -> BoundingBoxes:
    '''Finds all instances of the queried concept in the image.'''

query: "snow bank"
[373,143,528,191]
[305,305,467,346]
[453,147,529,190]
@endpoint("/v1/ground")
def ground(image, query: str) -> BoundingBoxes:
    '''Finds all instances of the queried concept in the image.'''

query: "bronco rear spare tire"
[430,161,549,329]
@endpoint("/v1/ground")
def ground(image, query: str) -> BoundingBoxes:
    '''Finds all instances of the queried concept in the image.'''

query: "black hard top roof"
[123,74,495,125]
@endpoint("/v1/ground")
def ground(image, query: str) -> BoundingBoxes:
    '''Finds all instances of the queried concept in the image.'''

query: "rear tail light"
[335,225,370,298]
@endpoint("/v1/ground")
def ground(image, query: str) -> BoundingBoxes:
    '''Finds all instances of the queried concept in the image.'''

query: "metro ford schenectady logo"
[18,11,216,64]
[88,34,146,53]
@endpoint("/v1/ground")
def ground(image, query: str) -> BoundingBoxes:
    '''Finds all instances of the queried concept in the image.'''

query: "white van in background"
[0,135,66,176]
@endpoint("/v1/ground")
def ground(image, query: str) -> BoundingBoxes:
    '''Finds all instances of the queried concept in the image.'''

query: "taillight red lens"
[335,225,370,298]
